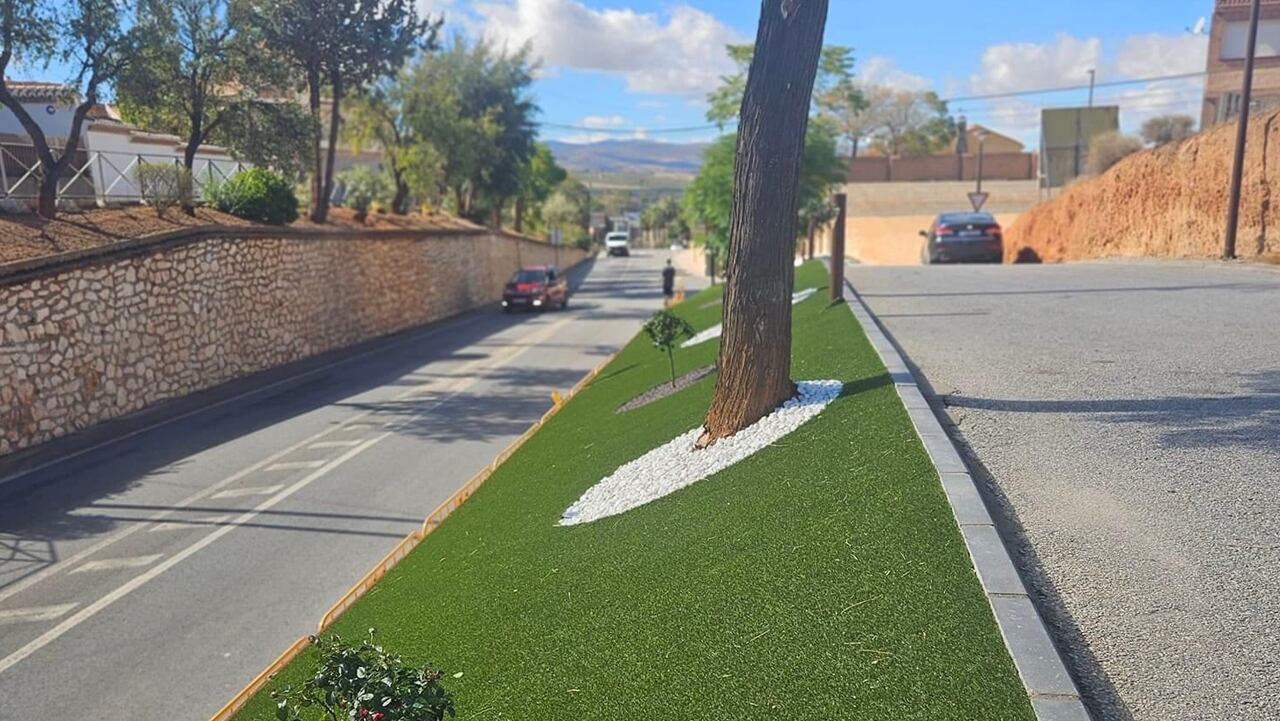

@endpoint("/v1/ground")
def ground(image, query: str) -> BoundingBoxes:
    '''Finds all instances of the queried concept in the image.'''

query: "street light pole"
[976,130,988,195]
[1225,0,1263,260]
[1087,69,1096,107]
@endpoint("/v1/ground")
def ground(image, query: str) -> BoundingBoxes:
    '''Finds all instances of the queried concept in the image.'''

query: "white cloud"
[857,56,930,91]
[469,0,742,96]
[581,114,626,128]
[970,34,1102,95]
[1114,33,1209,78]
[961,32,1209,142]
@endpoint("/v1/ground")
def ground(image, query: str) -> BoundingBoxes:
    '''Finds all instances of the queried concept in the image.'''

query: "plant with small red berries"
[272,629,455,721]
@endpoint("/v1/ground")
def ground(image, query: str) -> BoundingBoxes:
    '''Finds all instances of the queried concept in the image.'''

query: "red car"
[502,266,569,312]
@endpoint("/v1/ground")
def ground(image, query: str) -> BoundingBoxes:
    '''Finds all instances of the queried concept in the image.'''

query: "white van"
[604,231,631,257]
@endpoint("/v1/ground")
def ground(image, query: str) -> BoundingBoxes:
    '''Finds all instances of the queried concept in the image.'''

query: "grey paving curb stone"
[840,272,1092,721]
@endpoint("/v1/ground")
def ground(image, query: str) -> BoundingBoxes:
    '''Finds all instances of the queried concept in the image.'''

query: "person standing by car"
[662,260,676,307]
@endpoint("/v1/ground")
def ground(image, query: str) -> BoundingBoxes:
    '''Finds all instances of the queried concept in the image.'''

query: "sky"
[423,0,1216,145]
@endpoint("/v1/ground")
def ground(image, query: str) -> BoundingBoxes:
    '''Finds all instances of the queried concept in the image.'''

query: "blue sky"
[434,0,1216,144]
[13,0,1218,146]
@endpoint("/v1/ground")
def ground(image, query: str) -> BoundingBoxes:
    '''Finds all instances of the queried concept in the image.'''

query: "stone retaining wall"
[0,228,589,457]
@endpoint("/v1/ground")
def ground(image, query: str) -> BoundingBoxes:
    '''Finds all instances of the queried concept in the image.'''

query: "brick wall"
[0,228,589,457]
[849,152,1037,183]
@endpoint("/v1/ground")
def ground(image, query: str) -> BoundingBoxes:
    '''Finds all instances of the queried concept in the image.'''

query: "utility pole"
[976,129,988,195]
[1225,0,1263,260]
[1087,69,1096,107]
[956,115,969,181]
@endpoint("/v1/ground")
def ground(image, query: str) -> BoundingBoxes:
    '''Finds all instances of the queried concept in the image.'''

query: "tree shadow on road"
[942,369,1280,456]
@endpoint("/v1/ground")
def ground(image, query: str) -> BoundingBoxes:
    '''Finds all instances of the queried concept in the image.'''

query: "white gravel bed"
[560,379,842,526]
[681,288,819,348]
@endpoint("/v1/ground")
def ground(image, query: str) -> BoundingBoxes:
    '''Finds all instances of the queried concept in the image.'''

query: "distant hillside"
[544,139,709,175]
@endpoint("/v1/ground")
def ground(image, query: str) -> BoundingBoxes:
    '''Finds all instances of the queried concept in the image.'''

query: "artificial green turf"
[236,262,1035,721]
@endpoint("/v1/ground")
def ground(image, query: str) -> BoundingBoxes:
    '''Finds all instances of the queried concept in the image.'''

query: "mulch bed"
[616,364,715,413]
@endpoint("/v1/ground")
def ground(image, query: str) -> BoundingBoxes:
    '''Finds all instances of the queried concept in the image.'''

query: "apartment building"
[1203,0,1280,127]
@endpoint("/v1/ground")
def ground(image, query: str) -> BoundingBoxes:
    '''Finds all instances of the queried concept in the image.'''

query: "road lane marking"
[265,460,330,471]
[0,415,376,605]
[0,312,580,673]
[70,555,163,574]
[0,313,576,607]
[0,604,78,625]
[308,440,365,449]
[149,515,235,533]
[211,485,285,499]
[0,436,385,676]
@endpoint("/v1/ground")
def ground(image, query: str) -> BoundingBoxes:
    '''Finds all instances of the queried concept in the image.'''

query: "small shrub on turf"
[208,167,299,225]
[272,629,456,721]
[1086,131,1143,176]
[136,164,193,216]
[643,310,696,388]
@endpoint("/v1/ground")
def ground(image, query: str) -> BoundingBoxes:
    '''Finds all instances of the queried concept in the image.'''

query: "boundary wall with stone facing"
[0,226,589,457]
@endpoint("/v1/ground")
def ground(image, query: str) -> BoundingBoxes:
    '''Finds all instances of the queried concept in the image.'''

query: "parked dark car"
[919,212,1003,264]
[502,266,569,312]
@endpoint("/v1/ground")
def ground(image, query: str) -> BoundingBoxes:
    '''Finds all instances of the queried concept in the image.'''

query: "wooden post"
[830,192,847,301]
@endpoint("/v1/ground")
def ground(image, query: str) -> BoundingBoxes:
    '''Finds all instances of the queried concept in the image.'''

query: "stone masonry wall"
[0,230,588,457]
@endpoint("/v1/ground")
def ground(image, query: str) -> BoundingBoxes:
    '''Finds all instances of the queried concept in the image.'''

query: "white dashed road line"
[210,485,286,500]
[0,314,576,675]
[0,604,78,626]
[264,460,331,472]
[308,440,366,449]
[70,555,164,574]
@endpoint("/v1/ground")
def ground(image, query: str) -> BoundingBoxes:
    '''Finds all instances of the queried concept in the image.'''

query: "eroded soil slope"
[1006,109,1280,263]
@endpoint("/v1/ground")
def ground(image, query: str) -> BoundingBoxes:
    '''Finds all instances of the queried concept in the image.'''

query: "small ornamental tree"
[272,630,456,721]
[643,310,696,389]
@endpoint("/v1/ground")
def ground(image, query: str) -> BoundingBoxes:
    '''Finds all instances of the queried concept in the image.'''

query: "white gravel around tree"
[560,380,843,526]
[681,288,819,348]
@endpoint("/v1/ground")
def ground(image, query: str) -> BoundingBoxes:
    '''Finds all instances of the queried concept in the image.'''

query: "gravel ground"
[847,259,1280,721]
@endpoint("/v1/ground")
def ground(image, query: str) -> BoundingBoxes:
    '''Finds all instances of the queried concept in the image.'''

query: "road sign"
[968,191,989,212]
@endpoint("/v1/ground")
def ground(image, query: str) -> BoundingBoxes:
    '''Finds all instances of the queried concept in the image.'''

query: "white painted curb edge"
[840,273,1092,721]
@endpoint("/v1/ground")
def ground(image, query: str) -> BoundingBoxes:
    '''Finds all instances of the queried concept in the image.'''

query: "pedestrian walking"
[662,259,676,307]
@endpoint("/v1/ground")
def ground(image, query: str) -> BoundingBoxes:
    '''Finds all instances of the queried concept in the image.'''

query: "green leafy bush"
[272,630,456,721]
[340,165,392,221]
[208,167,299,225]
[643,310,696,388]
[136,163,193,216]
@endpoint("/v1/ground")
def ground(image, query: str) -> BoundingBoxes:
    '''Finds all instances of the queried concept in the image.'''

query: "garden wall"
[0,227,589,457]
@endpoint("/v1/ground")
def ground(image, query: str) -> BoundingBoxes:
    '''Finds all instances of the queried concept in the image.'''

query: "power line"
[942,71,1207,104]
[540,71,1212,135]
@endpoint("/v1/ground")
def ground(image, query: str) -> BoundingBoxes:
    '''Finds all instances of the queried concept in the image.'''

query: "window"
[1221,19,1280,60]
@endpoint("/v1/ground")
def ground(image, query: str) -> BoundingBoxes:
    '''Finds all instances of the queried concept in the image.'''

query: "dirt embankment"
[1006,109,1280,263]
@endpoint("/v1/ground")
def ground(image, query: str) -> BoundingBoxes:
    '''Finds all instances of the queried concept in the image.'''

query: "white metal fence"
[0,143,245,204]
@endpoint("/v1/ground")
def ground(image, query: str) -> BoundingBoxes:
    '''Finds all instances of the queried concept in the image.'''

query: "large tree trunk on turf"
[696,0,829,448]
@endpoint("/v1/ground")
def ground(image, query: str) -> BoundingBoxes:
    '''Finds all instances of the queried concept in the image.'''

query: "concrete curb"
[841,274,1091,721]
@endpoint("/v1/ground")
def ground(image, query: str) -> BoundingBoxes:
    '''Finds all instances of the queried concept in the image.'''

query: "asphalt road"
[0,251,680,721]
[847,260,1280,721]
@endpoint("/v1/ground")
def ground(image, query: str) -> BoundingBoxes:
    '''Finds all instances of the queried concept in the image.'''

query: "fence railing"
[0,143,245,204]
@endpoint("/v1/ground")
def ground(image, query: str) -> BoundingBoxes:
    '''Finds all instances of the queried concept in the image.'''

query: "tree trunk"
[181,117,202,217]
[696,0,829,448]
[307,70,324,222]
[806,216,816,259]
[392,178,410,215]
[37,173,58,218]
[514,195,525,233]
[314,73,343,224]
[490,197,505,230]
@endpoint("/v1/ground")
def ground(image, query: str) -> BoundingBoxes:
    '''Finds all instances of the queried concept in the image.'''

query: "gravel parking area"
[847,260,1280,721]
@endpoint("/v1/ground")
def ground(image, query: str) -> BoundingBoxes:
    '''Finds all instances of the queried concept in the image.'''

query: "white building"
[1,80,242,206]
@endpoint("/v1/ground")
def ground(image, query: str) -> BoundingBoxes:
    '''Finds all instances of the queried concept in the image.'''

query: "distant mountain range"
[544,139,710,175]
